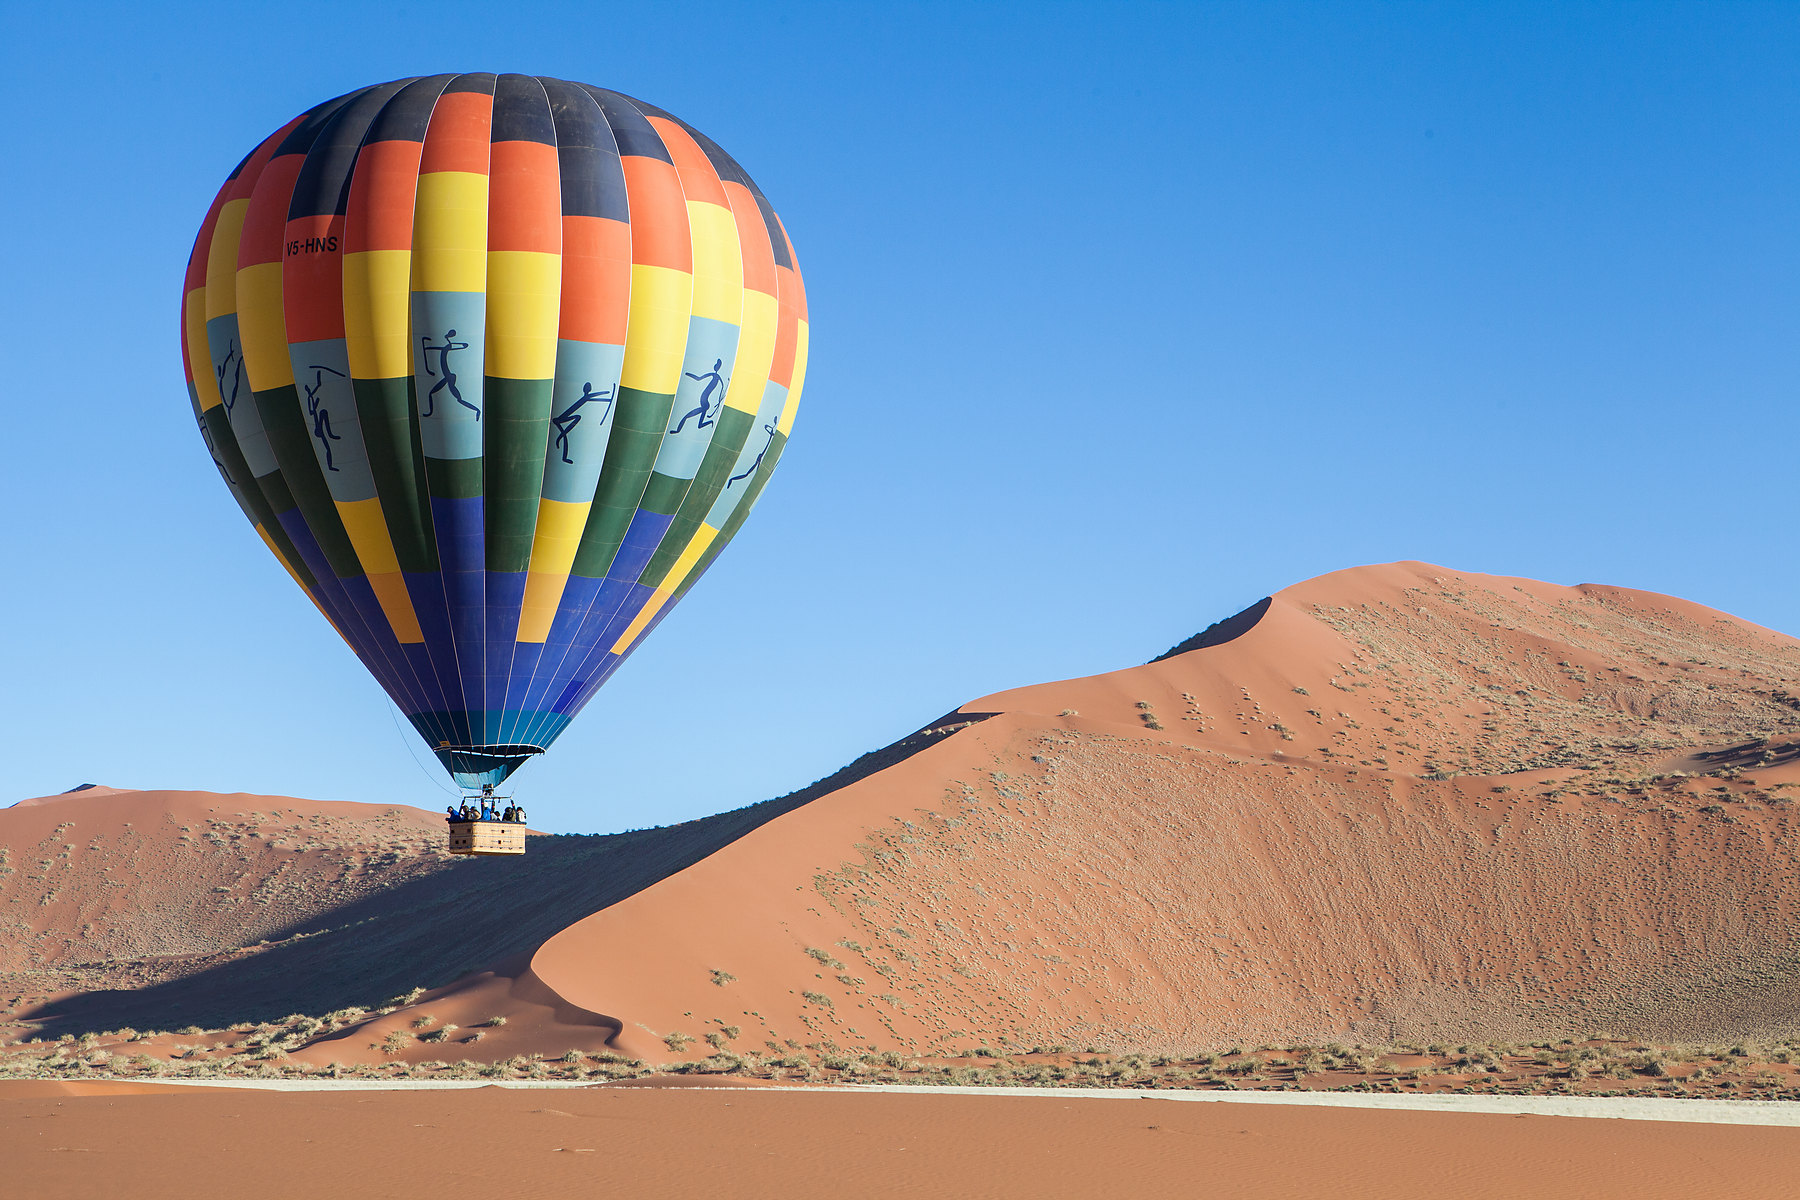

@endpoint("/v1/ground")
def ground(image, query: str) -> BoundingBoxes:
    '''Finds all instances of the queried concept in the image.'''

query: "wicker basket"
[446,821,527,856]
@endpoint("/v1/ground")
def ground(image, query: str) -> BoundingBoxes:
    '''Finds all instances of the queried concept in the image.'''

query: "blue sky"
[3,2,1797,830]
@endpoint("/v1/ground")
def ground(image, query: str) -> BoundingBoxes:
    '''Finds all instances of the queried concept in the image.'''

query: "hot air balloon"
[180,75,808,853]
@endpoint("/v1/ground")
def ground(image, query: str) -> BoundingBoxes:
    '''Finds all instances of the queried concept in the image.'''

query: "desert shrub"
[801,992,833,1008]
[664,1032,695,1053]
[480,1016,507,1027]
[710,970,736,987]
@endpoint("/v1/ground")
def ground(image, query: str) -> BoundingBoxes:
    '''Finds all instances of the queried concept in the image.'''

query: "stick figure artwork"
[214,339,244,415]
[302,364,347,471]
[728,422,778,486]
[670,358,728,434]
[420,329,479,419]
[198,415,234,486]
[552,382,615,465]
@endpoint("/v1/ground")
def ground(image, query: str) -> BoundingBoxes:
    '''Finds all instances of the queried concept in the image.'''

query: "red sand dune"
[506,562,1800,1061]
[11,561,1800,1068]
[4,1084,1799,1200]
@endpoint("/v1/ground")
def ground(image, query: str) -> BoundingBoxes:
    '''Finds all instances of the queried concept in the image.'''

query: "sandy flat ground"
[5,1083,1800,1200]
[21,1077,1800,1125]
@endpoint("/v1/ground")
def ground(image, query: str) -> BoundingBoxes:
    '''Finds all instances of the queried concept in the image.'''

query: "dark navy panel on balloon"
[577,85,673,163]
[273,88,375,161]
[288,80,412,219]
[542,79,627,221]
[492,74,557,144]
[365,74,458,143]
[443,72,499,95]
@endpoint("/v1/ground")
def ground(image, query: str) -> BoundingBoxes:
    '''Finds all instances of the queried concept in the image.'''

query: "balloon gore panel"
[183,77,807,788]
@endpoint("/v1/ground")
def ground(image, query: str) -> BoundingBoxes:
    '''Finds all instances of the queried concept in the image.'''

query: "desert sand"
[10,560,1800,1197]
[5,1081,1800,1199]
[8,561,1800,1077]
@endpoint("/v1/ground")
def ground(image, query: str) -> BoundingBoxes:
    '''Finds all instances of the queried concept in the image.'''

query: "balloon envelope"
[181,75,808,787]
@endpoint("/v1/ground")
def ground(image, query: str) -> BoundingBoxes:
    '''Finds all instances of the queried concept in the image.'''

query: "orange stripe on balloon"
[768,264,800,390]
[620,156,690,272]
[344,139,424,254]
[237,154,304,270]
[558,215,631,343]
[418,91,494,175]
[487,140,561,253]
[282,214,347,342]
[723,181,777,299]
[776,215,808,323]
[648,116,729,209]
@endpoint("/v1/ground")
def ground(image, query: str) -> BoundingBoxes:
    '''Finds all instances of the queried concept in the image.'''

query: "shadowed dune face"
[0,789,831,1040]
[9,561,1800,1066]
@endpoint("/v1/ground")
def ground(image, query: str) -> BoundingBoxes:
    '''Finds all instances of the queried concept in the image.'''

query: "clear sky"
[3,2,1796,830]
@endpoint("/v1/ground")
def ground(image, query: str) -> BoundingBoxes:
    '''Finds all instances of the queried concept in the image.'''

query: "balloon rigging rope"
[386,701,459,798]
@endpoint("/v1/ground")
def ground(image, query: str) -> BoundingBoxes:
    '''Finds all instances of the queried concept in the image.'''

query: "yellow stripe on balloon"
[235,261,293,391]
[411,172,490,293]
[686,202,743,324]
[336,497,402,573]
[619,264,693,394]
[722,289,777,414]
[343,249,414,379]
[335,498,423,641]
[203,199,248,320]
[485,250,562,379]
[514,497,592,643]
[609,523,719,654]
[187,290,224,411]
[778,318,809,436]
[365,570,425,643]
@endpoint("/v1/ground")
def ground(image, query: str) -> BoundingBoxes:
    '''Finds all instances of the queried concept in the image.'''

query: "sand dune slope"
[12,561,1800,1068]
[503,562,1800,1061]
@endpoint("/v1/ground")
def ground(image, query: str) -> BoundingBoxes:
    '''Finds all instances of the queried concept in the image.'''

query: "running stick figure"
[552,382,615,464]
[670,358,727,434]
[420,329,479,418]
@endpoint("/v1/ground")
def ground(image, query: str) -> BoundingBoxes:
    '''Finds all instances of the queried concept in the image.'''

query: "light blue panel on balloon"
[652,315,740,482]
[706,378,786,528]
[288,337,378,500]
[207,313,279,477]
[411,291,487,461]
[542,338,626,503]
